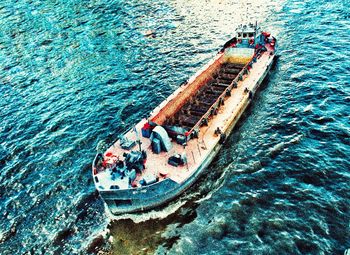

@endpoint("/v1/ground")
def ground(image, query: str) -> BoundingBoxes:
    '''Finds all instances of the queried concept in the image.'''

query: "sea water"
[0,0,349,254]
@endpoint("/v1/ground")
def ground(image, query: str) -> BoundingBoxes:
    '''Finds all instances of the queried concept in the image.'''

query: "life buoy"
[249,38,255,45]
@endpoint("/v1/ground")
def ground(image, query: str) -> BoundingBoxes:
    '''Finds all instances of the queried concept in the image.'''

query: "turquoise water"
[0,0,349,254]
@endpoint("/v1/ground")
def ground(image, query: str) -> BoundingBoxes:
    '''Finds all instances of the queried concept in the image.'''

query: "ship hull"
[99,54,276,215]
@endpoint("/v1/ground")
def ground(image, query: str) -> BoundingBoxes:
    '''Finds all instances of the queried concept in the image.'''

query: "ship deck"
[95,44,275,191]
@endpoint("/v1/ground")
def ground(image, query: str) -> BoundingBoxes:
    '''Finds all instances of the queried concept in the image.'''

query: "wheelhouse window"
[243,33,247,38]
[248,33,254,37]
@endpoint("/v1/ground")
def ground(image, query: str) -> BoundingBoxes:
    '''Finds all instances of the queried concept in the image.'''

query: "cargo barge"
[92,23,277,215]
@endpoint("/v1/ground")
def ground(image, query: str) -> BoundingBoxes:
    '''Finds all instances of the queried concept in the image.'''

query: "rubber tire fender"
[219,133,226,144]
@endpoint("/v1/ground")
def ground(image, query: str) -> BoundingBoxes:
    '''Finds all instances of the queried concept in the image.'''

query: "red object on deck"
[105,152,113,157]
[262,31,271,37]
[143,122,151,129]
[142,122,154,138]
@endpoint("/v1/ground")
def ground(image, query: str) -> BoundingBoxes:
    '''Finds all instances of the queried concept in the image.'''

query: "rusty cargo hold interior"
[150,54,251,133]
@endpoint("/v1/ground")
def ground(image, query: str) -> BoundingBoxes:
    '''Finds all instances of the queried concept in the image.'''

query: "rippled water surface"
[0,0,349,254]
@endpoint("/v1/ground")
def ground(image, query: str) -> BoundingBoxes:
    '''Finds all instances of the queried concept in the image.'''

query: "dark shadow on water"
[108,200,199,254]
